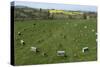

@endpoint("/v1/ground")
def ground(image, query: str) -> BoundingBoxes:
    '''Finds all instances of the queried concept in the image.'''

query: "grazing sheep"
[92,29,95,32]
[30,47,38,53]
[86,16,90,20]
[84,26,87,29]
[42,52,48,56]
[82,47,89,53]
[20,40,25,45]
[57,51,66,56]
[18,32,21,35]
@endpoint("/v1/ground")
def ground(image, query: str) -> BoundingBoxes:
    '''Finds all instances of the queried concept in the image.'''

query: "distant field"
[14,19,97,65]
[49,10,83,15]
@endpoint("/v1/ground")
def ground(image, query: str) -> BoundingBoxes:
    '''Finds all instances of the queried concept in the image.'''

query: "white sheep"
[20,40,25,45]
[91,29,95,32]
[18,32,21,35]
[84,26,87,29]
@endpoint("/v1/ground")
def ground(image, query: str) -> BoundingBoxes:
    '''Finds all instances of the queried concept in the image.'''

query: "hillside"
[13,6,97,21]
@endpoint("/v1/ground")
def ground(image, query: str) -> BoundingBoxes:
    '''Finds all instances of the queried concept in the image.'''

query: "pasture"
[14,19,97,65]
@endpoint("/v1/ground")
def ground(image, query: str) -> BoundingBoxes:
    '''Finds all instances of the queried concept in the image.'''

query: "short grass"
[14,19,97,65]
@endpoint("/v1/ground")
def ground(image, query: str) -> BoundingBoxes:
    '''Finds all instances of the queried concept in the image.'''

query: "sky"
[14,1,97,12]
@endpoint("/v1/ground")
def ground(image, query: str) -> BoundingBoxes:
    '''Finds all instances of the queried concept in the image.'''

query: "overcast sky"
[14,1,97,12]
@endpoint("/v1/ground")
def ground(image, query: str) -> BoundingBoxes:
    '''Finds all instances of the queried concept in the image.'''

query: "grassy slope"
[14,19,97,65]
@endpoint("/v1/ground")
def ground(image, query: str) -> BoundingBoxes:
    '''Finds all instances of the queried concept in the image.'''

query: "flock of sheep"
[17,24,95,57]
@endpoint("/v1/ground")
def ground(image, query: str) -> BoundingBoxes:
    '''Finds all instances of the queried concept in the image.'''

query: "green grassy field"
[14,19,97,65]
